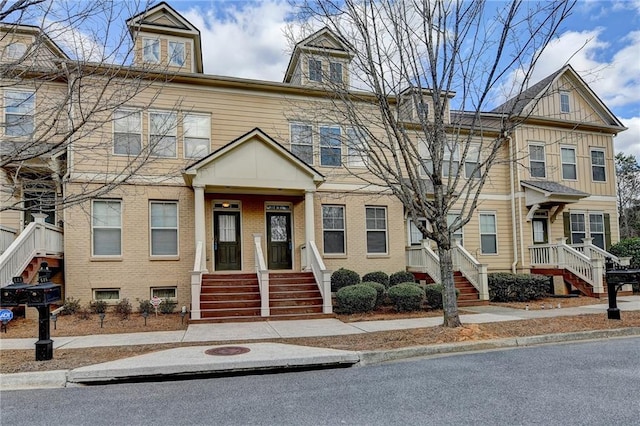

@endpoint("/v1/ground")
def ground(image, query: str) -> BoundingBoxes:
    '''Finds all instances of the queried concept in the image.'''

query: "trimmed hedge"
[389,271,416,287]
[362,271,389,288]
[336,284,377,314]
[388,283,424,312]
[331,268,361,292]
[361,281,386,308]
[424,284,445,309]
[488,273,551,302]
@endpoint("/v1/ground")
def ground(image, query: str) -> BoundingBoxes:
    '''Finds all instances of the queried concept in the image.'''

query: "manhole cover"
[205,346,251,356]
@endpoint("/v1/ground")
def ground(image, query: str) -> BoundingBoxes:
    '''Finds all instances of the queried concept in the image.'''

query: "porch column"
[194,184,207,271]
[305,190,316,268]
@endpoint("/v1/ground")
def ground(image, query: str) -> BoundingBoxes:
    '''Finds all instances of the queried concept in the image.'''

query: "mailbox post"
[604,260,640,320]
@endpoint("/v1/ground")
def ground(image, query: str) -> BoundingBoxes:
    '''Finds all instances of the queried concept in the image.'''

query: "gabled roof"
[126,1,203,73]
[0,23,69,61]
[491,65,625,129]
[521,180,589,209]
[284,27,354,83]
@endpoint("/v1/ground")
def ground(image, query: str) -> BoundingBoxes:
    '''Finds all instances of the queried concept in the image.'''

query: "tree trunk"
[438,246,462,327]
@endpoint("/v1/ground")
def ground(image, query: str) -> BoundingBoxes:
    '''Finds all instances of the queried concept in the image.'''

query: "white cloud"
[179,1,293,81]
[615,116,640,158]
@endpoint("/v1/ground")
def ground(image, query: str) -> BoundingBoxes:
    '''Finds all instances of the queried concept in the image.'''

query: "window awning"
[521,180,590,222]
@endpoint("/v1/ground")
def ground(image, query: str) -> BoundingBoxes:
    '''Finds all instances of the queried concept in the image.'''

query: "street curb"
[0,370,69,390]
[357,327,640,366]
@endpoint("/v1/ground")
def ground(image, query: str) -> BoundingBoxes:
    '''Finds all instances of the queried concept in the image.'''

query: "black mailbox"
[26,277,62,307]
[605,262,640,320]
[0,277,30,307]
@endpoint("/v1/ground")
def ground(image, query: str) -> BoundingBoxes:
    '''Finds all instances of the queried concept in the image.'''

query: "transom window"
[479,212,497,254]
[561,147,577,180]
[149,111,177,157]
[590,148,606,182]
[150,201,178,256]
[366,207,387,254]
[143,38,160,63]
[4,90,35,137]
[329,62,342,83]
[113,109,142,155]
[290,123,313,164]
[560,92,570,113]
[92,200,122,256]
[309,59,322,82]
[183,113,210,158]
[322,205,345,254]
[168,41,185,66]
[529,144,546,178]
[319,125,341,166]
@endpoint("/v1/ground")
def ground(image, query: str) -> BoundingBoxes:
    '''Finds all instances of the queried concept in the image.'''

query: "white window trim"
[149,110,177,158]
[528,142,546,178]
[569,211,586,245]
[464,144,481,180]
[93,288,121,302]
[408,218,428,246]
[319,124,342,167]
[290,122,314,165]
[113,108,142,156]
[91,199,122,258]
[143,38,160,63]
[590,148,607,183]
[479,211,498,255]
[5,42,27,59]
[561,145,577,181]
[150,201,179,257]
[151,287,177,300]
[308,58,322,82]
[183,112,210,159]
[346,127,367,168]
[365,206,388,255]
[329,61,343,83]
[560,91,570,113]
[322,205,346,255]
[168,40,185,67]
[4,89,35,137]
[588,212,605,249]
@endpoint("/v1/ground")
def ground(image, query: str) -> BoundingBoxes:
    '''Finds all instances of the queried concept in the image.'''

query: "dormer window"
[143,38,160,63]
[5,42,27,59]
[329,62,342,83]
[309,59,322,82]
[560,91,570,113]
[168,41,185,67]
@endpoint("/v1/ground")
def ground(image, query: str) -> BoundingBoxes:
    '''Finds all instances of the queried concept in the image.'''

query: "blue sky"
[166,0,640,158]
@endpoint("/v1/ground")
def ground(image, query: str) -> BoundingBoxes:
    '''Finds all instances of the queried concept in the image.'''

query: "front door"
[267,211,292,269]
[214,211,241,270]
[532,218,549,244]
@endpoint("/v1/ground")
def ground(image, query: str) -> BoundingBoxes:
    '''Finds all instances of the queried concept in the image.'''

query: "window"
[319,125,341,166]
[143,38,160,63]
[92,200,122,256]
[409,218,427,245]
[479,212,497,254]
[322,205,345,254]
[465,145,480,179]
[443,142,459,177]
[168,41,185,66]
[113,109,141,155]
[329,62,342,83]
[448,213,464,245]
[152,287,177,300]
[346,127,366,167]
[561,147,577,180]
[5,42,26,59]
[290,123,313,164]
[560,92,570,113]
[569,213,586,244]
[150,201,178,256]
[589,213,605,249]
[149,111,177,157]
[4,90,35,137]
[183,113,210,158]
[366,207,387,254]
[529,144,546,178]
[309,59,322,82]
[94,289,120,301]
[591,149,606,182]
[419,139,433,176]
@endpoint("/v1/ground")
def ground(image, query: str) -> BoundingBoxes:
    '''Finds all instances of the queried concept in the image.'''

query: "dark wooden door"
[267,212,292,269]
[214,211,241,270]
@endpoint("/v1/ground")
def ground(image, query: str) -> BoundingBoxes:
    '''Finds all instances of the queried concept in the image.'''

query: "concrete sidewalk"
[1,296,639,390]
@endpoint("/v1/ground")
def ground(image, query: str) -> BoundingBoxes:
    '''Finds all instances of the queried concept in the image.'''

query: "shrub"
[62,297,81,315]
[362,271,389,288]
[361,281,386,308]
[90,300,108,314]
[115,298,132,319]
[331,268,361,292]
[424,284,445,310]
[488,273,550,302]
[138,299,153,314]
[159,299,177,314]
[609,238,640,294]
[389,271,416,287]
[388,283,424,312]
[76,305,91,320]
[336,284,377,314]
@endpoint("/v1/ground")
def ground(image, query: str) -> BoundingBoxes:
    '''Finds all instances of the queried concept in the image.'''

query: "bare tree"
[1,0,185,222]
[293,0,576,327]
[615,153,640,238]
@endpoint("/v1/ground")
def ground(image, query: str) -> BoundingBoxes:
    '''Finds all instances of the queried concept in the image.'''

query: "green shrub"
[159,299,177,314]
[609,238,640,293]
[361,281,386,308]
[362,271,389,288]
[62,297,81,315]
[388,283,424,312]
[331,268,361,292]
[389,271,416,287]
[90,300,108,314]
[138,299,153,314]
[115,298,132,319]
[488,273,550,302]
[424,284,445,309]
[336,284,377,314]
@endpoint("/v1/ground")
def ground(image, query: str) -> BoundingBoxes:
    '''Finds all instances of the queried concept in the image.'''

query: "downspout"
[508,134,518,274]
[62,62,74,184]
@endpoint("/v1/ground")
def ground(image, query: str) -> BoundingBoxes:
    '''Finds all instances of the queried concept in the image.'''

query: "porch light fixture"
[222,202,230,208]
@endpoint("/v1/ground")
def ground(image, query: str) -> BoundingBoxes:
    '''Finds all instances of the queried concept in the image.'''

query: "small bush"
[336,284,377,314]
[90,300,108,314]
[76,306,91,320]
[488,273,550,302]
[331,268,361,292]
[62,297,81,315]
[115,298,132,319]
[159,299,177,314]
[361,281,386,308]
[424,284,445,309]
[362,271,389,288]
[390,271,416,287]
[388,283,424,312]
[138,299,153,314]
[609,238,640,293]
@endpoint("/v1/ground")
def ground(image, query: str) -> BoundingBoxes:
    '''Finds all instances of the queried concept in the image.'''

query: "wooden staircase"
[411,271,487,306]
[532,267,632,298]
[196,271,329,322]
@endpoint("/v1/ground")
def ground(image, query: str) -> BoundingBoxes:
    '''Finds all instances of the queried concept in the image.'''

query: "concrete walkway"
[1,296,639,390]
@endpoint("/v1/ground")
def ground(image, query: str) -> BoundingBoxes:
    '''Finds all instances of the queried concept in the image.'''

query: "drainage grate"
[205,346,251,356]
